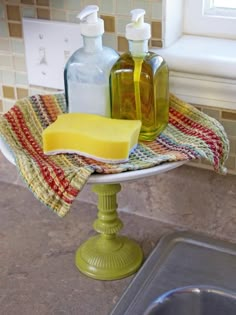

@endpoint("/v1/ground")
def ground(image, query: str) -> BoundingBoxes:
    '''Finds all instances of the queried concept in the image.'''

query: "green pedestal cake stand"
[75,183,143,280]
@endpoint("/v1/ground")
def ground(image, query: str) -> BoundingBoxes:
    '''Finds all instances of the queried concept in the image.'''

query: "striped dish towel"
[0,93,229,217]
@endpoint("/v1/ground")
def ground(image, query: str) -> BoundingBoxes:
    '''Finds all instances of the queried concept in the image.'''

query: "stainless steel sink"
[110,232,236,315]
[144,285,236,315]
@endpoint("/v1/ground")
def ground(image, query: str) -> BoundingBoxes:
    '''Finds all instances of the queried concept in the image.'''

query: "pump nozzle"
[130,9,145,27]
[78,5,98,23]
[126,8,151,41]
[77,5,104,37]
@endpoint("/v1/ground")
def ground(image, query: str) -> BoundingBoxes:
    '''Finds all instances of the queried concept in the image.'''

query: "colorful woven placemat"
[0,93,229,217]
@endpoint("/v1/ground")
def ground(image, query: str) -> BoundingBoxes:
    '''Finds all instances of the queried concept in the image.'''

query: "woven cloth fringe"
[0,93,229,217]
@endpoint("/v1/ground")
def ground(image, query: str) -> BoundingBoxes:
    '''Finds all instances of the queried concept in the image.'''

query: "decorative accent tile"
[8,22,23,37]
[21,0,35,4]
[151,21,162,38]
[7,5,21,21]
[151,39,162,48]
[16,87,28,98]
[7,0,21,3]
[37,7,50,19]
[2,70,15,85]
[100,15,115,33]
[118,35,128,52]
[3,85,15,99]
[222,111,236,121]
[21,6,36,18]
[0,21,9,37]
[202,108,220,120]
[11,38,25,54]
[36,0,49,6]
[0,39,10,52]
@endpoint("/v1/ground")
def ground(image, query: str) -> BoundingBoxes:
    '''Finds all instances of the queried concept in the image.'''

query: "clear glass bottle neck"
[128,39,149,57]
[83,35,103,53]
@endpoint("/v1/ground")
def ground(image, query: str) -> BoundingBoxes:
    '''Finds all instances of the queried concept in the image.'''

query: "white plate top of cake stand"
[0,137,186,185]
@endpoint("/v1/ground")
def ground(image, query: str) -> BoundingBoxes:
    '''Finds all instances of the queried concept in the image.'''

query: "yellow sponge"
[42,113,141,163]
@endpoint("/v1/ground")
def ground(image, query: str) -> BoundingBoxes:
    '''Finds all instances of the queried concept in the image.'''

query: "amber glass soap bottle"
[110,9,169,141]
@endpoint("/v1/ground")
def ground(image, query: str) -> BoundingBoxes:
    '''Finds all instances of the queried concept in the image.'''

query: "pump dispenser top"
[125,9,151,57]
[126,9,151,41]
[78,5,104,37]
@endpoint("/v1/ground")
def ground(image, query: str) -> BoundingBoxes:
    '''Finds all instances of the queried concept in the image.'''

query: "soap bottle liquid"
[64,5,119,117]
[110,9,169,141]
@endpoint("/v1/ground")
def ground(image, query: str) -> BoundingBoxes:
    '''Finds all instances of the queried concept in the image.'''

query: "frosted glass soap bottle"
[110,9,169,141]
[64,5,119,116]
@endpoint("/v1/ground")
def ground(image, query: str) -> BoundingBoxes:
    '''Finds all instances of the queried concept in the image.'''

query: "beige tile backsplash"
[16,86,28,98]
[8,22,22,37]
[6,5,21,21]
[2,85,15,99]
[0,0,235,174]
[100,15,115,33]
[222,111,236,120]
[37,7,50,19]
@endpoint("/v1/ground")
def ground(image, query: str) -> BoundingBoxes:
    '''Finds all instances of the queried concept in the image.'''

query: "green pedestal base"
[75,235,143,280]
[75,183,143,280]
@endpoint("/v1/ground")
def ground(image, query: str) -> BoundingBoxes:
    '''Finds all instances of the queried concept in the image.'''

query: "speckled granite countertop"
[0,181,178,315]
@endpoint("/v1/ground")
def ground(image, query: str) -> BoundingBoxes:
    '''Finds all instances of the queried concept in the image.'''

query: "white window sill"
[152,35,236,110]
